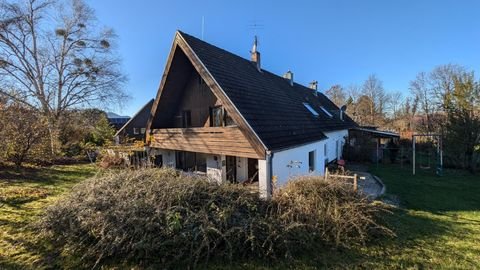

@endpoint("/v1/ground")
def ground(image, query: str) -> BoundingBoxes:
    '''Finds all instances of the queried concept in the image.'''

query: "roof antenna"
[201,16,205,40]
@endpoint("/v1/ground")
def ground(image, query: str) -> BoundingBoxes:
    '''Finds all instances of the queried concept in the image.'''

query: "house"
[115,99,154,143]
[107,112,131,130]
[146,31,357,198]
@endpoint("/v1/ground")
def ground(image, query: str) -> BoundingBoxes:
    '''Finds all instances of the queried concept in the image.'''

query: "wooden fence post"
[353,174,358,192]
[325,167,329,180]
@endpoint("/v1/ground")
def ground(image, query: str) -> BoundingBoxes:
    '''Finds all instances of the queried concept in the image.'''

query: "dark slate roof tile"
[180,31,357,150]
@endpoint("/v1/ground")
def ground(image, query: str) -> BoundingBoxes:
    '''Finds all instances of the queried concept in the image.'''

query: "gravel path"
[353,171,385,198]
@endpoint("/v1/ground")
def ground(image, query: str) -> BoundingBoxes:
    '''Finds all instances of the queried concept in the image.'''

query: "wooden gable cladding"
[147,31,267,159]
[150,127,262,159]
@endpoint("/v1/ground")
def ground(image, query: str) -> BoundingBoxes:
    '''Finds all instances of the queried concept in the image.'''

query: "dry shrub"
[39,169,392,268]
[272,176,392,250]
[97,154,125,169]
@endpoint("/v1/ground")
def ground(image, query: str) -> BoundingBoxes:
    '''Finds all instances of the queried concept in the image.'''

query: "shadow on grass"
[197,207,455,269]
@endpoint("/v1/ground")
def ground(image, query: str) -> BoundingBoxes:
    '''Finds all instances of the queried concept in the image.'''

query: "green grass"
[0,164,96,269]
[207,165,480,269]
[362,164,480,269]
[0,163,479,269]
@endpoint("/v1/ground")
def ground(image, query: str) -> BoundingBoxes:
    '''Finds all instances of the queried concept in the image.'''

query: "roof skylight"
[320,106,333,118]
[303,103,319,117]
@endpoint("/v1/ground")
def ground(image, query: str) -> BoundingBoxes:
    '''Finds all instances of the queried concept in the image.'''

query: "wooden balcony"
[150,126,263,159]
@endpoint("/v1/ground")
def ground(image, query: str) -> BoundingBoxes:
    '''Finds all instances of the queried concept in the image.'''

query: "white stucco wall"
[206,154,222,183]
[149,148,176,167]
[324,129,348,162]
[271,129,349,186]
[271,140,326,186]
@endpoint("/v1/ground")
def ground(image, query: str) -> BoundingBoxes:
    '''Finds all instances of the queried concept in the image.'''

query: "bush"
[97,153,126,169]
[39,169,392,268]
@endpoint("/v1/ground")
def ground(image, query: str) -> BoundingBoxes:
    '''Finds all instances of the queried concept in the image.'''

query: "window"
[141,128,146,134]
[303,103,319,116]
[182,110,192,128]
[324,143,328,162]
[133,128,140,135]
[210,106,223,127]
[320,106,333,118]
[308,150,315,172]
[224,110,235,126]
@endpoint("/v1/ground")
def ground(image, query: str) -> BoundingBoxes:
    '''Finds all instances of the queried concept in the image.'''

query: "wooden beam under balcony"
[150,126,265,159]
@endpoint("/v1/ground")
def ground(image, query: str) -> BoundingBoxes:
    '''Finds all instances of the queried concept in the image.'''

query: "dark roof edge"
[115,98,154,137]
[177,31,269,152]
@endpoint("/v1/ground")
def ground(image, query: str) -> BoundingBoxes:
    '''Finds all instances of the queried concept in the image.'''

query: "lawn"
[0,164,96,269]
[362,164,480,269]
[211,164,480,269]
[0,163,479,269]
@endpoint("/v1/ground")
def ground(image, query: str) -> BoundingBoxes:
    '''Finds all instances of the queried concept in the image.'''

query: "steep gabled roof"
[148,31,357,152]
[116,98,154,137]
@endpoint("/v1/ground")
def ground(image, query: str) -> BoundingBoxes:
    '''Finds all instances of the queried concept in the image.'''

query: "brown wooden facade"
[147,32,266,159]
[150,127,261,159]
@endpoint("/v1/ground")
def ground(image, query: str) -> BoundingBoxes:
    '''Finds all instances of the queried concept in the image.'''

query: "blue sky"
[86,0,480,116]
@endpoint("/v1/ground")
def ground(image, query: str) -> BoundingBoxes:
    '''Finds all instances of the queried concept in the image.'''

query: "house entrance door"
[226,156,237,183]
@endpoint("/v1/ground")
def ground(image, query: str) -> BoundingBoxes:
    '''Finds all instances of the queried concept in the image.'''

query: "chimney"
[251,36,261,71]
[283,70,294,86]
[309,80,318,96]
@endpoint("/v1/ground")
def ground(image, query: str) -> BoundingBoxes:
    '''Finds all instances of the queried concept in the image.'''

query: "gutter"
[265,150,273,199]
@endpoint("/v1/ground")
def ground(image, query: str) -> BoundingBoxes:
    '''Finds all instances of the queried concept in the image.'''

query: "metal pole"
[412,135,416,175]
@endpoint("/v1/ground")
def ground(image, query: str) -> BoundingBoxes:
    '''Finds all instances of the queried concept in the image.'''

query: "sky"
[86,0,480,116]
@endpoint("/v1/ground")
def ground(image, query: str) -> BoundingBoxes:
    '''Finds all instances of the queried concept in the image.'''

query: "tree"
[0,0,127,155]
[59,108,114,156]
[386,91,403,120]
[409,64,466,133]
[325,84,347,107]
[409,72,436,132]
[361,74,389,126]
[0,101,48,167]
[444,72,480,172]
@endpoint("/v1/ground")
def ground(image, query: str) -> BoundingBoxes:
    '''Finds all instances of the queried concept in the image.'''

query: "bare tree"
[430,64,466,110]
[0,0,127,154]
[361,74,388,126]
[325,84,347,107]
[386,91,403,119]
[409,72,434,132]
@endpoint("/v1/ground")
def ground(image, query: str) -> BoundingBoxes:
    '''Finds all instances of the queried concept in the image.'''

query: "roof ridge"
[178,30,333,97]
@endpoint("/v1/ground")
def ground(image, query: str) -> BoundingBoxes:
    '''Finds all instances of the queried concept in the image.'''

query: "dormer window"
[320,106,333,118]
[303,103,319,117]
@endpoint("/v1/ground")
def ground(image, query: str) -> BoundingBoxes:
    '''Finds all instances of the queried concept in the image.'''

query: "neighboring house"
[107,112,130,130]
[146,31,357,198]
[115,99,154,143]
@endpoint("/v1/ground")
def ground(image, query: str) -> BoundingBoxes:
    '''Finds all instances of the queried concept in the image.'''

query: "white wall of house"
[206,154,223,183]
[271,140,326,186]
[270,129,349,186]
[324,129,348,162]
[149,148,176,167]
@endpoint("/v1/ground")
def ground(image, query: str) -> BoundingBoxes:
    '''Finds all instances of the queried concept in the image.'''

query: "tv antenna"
[248,18,264,36]
[201,16,205,40]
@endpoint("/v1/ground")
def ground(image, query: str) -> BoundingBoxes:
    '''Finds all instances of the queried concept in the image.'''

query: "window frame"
[308,150,316,172]
[302,102,319,117]
[320,106,333,118]
[133,127,140,135]
[210,106,224,127]
[182,110,192,128]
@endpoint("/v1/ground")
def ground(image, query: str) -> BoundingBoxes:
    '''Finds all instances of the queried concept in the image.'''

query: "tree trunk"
[46,116,61,157]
